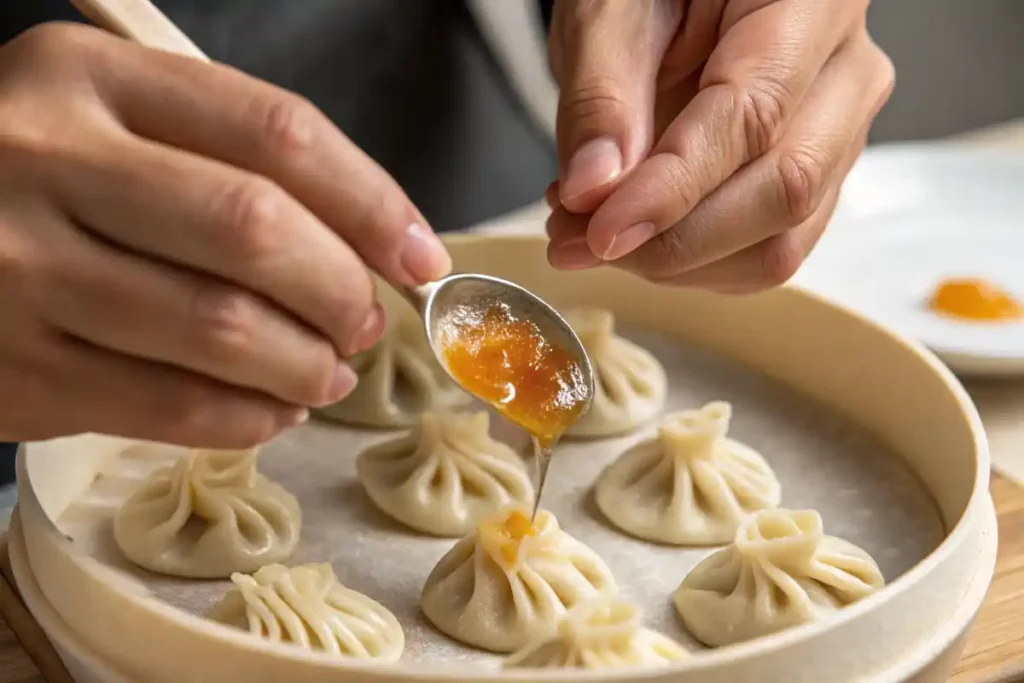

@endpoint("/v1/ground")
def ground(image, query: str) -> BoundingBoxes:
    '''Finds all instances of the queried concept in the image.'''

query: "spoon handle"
[70,0,209,60]
[400,282,443,319]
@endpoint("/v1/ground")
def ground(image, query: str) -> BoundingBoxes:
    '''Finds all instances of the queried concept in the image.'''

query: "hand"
[546,0,894,293]
[0,24,451,447]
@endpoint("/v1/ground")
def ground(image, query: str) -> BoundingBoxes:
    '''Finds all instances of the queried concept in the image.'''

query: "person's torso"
[1,0,557,232]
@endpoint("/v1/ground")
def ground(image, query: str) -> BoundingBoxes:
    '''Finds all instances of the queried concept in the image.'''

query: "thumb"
[555,1,681,213]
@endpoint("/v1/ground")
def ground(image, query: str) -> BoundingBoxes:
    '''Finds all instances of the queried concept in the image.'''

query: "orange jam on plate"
[928,277,1023,322]
[441,302,588,447]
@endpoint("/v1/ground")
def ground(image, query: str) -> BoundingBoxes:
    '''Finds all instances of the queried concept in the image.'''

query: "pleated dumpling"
[504,597,687,670]
[357,410,534,537]
[673,509,885,647]
[208,563,404,661]
[314,317,470,428]
[420,506,618,653]
[595,402,781,545]
[561,308,666,438]
[113,448,301,578]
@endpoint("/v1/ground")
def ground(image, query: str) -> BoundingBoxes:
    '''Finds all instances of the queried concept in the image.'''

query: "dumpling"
[357,410,535,536]
[113,448,301,579]
[420,506,618,653]
[561,308,666,438]
[503,596,687,670]
[595,401,781,545]
[208,563,404,661]
[673,508,885,647]
[314,318,470,428]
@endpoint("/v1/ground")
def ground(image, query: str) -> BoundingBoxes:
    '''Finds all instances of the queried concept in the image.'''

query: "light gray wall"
[867,1,1024,142]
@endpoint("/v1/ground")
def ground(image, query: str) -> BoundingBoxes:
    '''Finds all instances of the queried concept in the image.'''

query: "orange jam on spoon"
[441,302,589,448]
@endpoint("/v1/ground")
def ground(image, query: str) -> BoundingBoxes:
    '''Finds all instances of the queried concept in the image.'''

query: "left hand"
[545,0,894,293]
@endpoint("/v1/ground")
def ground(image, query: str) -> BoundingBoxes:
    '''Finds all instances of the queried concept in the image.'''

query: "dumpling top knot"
[658,401,732,460]
[503,596,688,670]
[734,508,824,567]
[556,598,641,649]
[477,505,552,568]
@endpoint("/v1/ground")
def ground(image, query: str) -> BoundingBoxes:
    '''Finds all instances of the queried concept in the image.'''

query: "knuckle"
[758,233,805,288]
[560,77,629,129]
[191,286,257,363]
[161,381,217,437]
[298,343,339,405]
[776,150,826,226]
[640,224,706,280]
[7,22,96,62]
[255,93,321,157]
[216,177,286,259]
[873,46,897,98]
[231,414,281,448]
[653,153,704,219]
[739,83,788,160]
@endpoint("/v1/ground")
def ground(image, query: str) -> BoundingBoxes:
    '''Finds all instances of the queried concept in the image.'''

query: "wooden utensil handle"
[69,0,209,61]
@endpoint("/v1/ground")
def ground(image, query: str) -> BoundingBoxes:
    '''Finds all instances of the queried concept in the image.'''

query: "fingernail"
[328,362,358,402]
[348,303,385,356]
[400,222,452,285]
[561,137,622,202]
[548,238,601,270]
[284,407,310,426]
[603,221,656,260]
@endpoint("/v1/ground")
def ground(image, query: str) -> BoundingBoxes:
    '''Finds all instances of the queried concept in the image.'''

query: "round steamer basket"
[6,511,134,683]
[16,234,996,683]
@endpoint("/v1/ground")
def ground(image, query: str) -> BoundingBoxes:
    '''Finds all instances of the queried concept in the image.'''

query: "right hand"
[0,23,452,448]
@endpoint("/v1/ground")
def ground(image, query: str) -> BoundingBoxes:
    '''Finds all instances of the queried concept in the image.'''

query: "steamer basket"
[16,235,995,683]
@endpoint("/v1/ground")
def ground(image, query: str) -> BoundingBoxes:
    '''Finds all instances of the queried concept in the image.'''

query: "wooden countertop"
[4,121,1024,681]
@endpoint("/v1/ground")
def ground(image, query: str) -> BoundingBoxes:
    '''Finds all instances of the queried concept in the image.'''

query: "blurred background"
[867,0,1024,141]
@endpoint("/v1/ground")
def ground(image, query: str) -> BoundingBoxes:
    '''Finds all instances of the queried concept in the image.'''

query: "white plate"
[794,143,1024,376]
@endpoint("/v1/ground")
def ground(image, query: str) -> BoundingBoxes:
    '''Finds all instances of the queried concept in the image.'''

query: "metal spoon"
[403,275,595,517]
[403,274,594,390]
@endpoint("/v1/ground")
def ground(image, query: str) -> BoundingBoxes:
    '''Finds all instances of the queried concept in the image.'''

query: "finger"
[52,334,308,449]
[587,0,867,260]
[47,131,384,357]
[43,223,359,407]
[545,206,600,270]
[661,183,842,294]
[656,118,874,293]
[545,181,561,209]
[612,34,893,280]
[554,0,682,212]
[80,31,450,288]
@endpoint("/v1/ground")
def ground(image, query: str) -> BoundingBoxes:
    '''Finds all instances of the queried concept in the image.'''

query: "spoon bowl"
[402,273,596,416]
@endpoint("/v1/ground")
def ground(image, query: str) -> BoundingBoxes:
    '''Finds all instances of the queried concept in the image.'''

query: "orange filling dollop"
[442,303,588,447]
[495,510,537,564]
[928,277,1024,322]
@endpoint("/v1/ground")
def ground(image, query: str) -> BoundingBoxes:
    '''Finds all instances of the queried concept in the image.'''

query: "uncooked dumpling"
[357,410,534,536]
[315,318,470,428]
[674,508,885,647]
[420,506,618,653]
[208,563,404,661]
[504,596,687,670]
[561,308,666,438]
[595,402,781,545]
[113,448,301,579]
